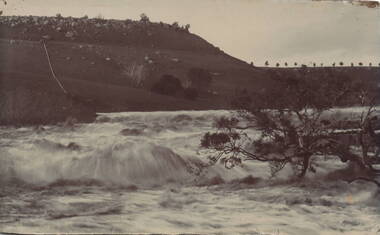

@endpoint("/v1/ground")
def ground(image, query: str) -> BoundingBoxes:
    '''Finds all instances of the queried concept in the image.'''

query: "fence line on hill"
[42,41,68,94]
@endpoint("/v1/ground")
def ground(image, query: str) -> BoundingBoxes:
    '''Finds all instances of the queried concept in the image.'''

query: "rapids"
[0,110,379,234]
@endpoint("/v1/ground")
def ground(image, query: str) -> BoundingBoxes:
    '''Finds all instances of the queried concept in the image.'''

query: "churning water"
[0,110,379,234]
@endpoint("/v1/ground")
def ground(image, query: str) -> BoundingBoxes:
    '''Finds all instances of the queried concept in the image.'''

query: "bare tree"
[201,68,378,179]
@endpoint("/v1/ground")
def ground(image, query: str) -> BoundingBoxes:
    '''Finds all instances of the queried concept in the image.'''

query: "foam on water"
[0,110,248,187]
[1,110,380,234]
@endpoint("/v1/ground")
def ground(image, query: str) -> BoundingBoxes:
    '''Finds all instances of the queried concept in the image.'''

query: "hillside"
[0,15,379,125]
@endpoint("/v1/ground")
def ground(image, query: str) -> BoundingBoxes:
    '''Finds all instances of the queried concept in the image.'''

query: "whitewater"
[0,110,379,234]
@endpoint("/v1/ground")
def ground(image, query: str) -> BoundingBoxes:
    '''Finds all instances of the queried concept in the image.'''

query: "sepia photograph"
[0,0,380,234]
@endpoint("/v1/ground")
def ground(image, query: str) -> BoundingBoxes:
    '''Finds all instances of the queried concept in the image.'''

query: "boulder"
[42,35,52,40]
[65,31,74,38]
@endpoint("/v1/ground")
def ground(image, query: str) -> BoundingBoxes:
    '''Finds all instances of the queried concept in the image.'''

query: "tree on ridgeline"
[369,62,372,67]
[265,61,269,67]
[339,62,344,66]
[351,63,354,67]
[172,21,179,30]
[184,24,191,32]
[294,62,298,67]
[359,62,363,66]
[276,63,280,67]
[320,63,323,67]
[332,62,336,67]
[313,63,316,67]
[284,62,288,67]
[200,68,379,180]
[140,13,150,23]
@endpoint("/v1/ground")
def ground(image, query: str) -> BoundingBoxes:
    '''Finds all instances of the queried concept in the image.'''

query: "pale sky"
[2,0,380,66]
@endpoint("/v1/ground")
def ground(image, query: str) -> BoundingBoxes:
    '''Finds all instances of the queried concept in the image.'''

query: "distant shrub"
[172,21,179,28]
[184,88,199,100]
[184,24,190,31]
[140,13,149,23]
[151,75,183,96]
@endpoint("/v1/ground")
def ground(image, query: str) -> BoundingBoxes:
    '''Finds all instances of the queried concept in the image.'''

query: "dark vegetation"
[151,74,183,96]
[201,67,380,185]
[150,67,213,100]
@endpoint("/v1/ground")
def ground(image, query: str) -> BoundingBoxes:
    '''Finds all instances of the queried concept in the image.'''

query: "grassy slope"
[0,38,261,125]
[0,16,379,125]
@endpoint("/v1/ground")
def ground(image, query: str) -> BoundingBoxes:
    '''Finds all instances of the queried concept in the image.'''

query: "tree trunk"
[298,153,311,178]
[359,132,374,170]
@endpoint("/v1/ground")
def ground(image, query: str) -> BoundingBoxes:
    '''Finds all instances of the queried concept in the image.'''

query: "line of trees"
[140,13,191,32]
[262,61,380,67]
